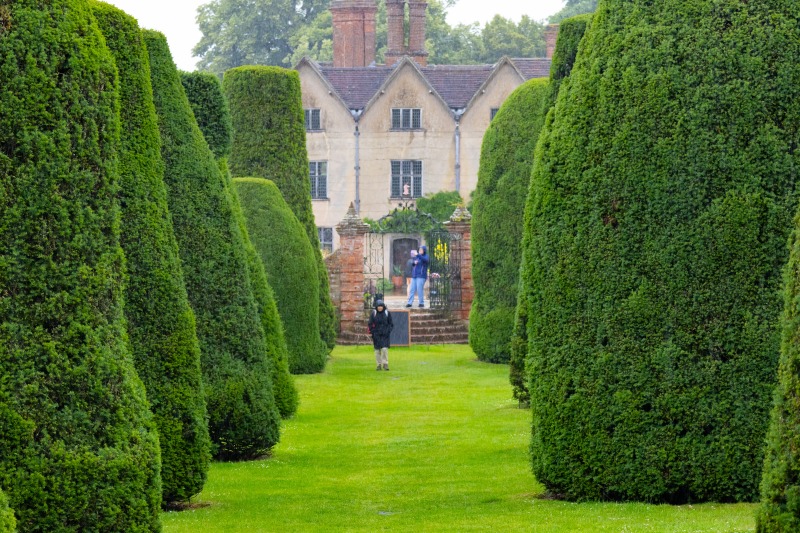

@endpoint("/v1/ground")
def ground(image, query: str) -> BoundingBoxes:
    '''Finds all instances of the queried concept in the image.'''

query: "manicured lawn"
[163,345,756,532]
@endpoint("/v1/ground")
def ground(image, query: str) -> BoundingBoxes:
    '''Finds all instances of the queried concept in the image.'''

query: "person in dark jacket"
[368,299,393,370]
[406,245,429,308]
[404,250,417,297]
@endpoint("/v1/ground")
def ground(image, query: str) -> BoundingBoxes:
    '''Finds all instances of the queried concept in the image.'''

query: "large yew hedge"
[469,78,550,364]
[509,13,592,404]
[235,178,329,374]
[224,66,337,353]
[523,0,800,502]
[144,30,280,459]
[180,72,298,417]
[758,220,800,530]
[0,1,162,529]
[92,1,210,503]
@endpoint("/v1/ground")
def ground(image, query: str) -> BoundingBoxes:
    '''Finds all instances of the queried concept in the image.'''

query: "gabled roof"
[419,64,495,110]
[318,65,394,110]
[300,56,552,113]
[295,57,353,114]
[360,57,451,118]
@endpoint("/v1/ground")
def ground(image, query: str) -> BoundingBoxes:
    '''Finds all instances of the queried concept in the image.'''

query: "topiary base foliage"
[525,0,800,503]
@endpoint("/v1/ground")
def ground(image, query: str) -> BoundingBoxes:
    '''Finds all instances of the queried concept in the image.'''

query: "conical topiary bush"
[469,77,550,364]
[91,1,211,503]
[224,66,337,353]
[523,0,800,502]
[144,30,280,460]
[0,1,161,529]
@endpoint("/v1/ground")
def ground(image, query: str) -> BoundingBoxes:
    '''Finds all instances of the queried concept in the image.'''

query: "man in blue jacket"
[406,245,429,308]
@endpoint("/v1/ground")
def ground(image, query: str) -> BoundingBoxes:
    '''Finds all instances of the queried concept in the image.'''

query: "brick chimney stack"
[385,0,405,65]
[331,0,378,67]
[384,0,428,66]
[545,24,559,59]
[408,0,428,66]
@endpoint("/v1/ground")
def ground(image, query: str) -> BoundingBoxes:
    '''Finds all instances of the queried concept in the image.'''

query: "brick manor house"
[297,0,556,252]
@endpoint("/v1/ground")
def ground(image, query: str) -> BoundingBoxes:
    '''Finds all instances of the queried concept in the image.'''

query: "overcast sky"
[104,0,567,71]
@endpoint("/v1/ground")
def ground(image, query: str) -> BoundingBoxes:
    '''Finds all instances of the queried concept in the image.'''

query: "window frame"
[391,108,422,130]
[309,160,328,200]
[304,108,321,131]
[490,107,500,121]
[390,160,423,199]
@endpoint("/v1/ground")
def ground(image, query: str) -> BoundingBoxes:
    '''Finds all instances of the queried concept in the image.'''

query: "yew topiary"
[469,78,550,364]
[0,1,162,529]
[224,66,337,352]
[234,178,329,374]
[524,0,800,502]
[144,30,280,459]
[757,218,800,531]
[91,1,211,503]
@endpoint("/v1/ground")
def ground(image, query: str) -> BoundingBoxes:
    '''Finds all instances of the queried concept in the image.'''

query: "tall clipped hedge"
[510,12,593,405]
[91,1,210,503]
[180,71,232,159]
[180,72,298,417]
[757,214,800,530]
[144,30,280,460]
[0,1,162,530]
[224,66,337,352]
[235,178,329,374]
[0,489,15,533]
[469,78,550,364]
[523,0,800,502]
[227,168,299,417]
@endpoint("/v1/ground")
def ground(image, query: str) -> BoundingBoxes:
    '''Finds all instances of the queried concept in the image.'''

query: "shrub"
[180,73,298,417]
[0,1,162,529]
[144,30,280,460]
[416,191,464,223]
[757,215,800,531]
[510,13,593,406]
[224,66,337,352]
[0,489,15,533]
[225,165,299,417]
[180,71,232,159]
[469,78,550,364]
[91,1,211,503]
[234,178,329,374]
[524,0,800,502]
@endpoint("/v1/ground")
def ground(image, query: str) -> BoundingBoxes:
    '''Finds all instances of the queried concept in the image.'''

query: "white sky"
[104,0,567,71]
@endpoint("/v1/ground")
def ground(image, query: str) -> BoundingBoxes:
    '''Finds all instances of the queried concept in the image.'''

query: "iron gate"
[427,230,461,312]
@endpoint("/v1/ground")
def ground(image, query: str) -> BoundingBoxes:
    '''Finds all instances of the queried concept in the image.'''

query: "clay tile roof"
[511,58,552,80]
[319,65,394,110]
[316,57,552,111]
[419,64,495,109]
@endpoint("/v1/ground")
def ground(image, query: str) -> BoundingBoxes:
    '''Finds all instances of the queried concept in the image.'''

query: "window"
[391,160,423,198]
[391,108,422,130]
[305,108,321,130]
[309,161,327,199]
[318,227,333,253]
[490,107,500,121]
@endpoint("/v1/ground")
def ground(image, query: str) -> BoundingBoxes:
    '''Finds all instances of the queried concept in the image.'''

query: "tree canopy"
[549,0,597,23]
[195,0,546,74]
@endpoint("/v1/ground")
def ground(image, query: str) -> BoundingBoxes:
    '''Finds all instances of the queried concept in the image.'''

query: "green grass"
[163,345,756,532]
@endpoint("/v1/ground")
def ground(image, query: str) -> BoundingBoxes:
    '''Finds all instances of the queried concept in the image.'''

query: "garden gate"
[427,230,462,312]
